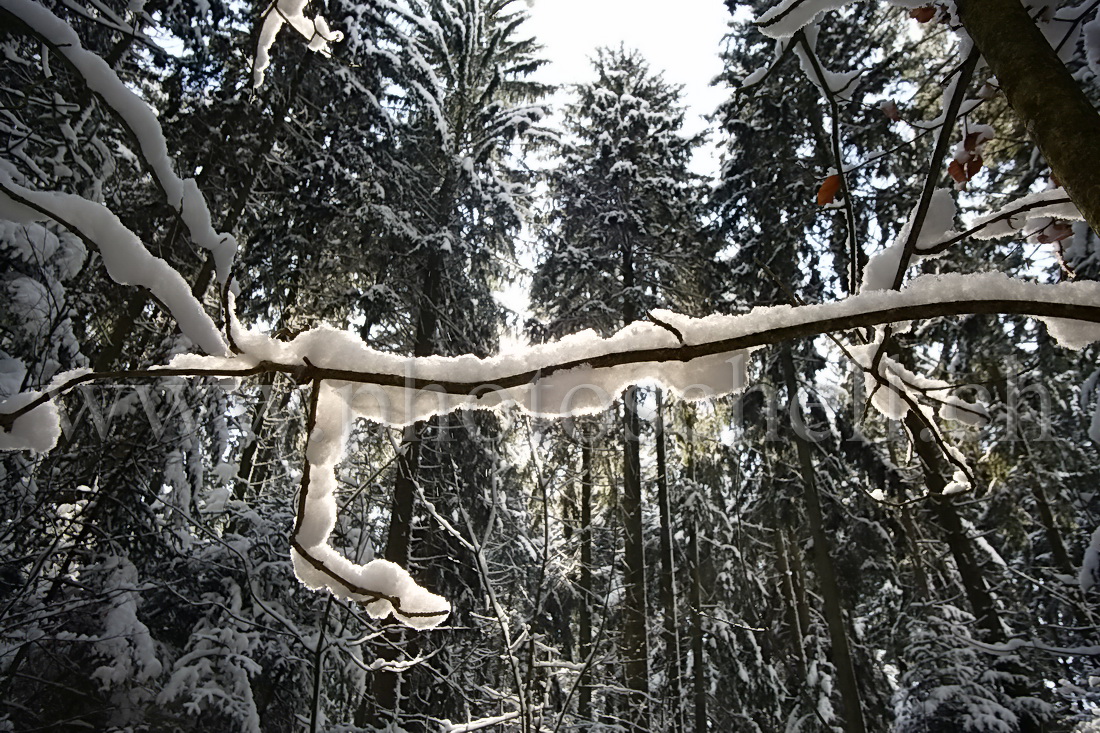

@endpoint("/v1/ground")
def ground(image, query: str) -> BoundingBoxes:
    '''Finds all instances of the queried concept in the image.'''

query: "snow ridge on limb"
[290,381,450,630]
[756,0,857,40]
[5,274,1100,450]
[917,187,1081,254]
[863,188,959,293]
[0,170,228,356]
[0,0,237,284]
[252,0,344,88]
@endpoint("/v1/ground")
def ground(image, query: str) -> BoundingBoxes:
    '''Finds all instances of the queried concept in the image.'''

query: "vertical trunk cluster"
[620,238,650,728]
[620,384,650,728]
[578,439,595,721]
[655,391,684,733]
[781,346,867,733]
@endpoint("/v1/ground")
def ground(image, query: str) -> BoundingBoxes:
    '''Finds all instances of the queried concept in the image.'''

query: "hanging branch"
[795,29,863,294]
[888,47,981,291]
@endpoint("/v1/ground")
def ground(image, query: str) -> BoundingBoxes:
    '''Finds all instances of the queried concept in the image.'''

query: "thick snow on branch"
[290,382,449,629]
[6,273,1100,452]
[253,0,344,88]
[756,0,855,40]
[0,390,60,452]
[921,187,1081,251]
[863,188,958,292]
[440,711,522,732]
[5,272,1100,621]
[794,23,860,101]
[163,272,1100,420]
[0,170,228,356]
[0,0,237,283]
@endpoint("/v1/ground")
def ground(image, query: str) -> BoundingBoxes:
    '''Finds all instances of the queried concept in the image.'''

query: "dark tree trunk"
[579,438,594,723]
[655,390,684,733]
[619,232,650,730]
[902,412,1003,638]
[367,250,443,725]
[689,519,707,733]
[621,384,650,730]
[774,528,807,681]
[781,345,866,733]
[958,0,1100,236]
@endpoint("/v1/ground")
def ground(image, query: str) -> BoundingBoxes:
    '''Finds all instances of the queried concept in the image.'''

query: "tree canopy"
[3,0,1100,731]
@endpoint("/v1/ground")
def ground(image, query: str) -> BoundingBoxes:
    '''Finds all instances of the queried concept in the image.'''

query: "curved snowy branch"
[0,0,237,283]
[0,172,228,356]
[4,273,1098,624]
[4,272,1100,449]
[288,380,450,629]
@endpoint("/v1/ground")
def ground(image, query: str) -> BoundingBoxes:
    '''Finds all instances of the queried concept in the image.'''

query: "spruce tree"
[531,46,711,730]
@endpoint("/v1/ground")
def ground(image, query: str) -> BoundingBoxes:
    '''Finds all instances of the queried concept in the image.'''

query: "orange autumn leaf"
[817,174,841,205]
[965,153,983,179]
[910,6,935,22]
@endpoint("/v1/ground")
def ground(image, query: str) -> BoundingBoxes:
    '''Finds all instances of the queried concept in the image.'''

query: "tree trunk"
[1030,481,1073,575]
[618,228,650,729]
[902,412,1003,638]
[682,411,708,733]
[621,384,650,730]
[689,518,707,733]
[655,389,684,733]
[774,528,807,681]
[958,0,1100,236]
[579,438,594,723]
[899,506,932,600]
[367,250,443,725]
[781,345,867,733]
[1021,441,1073,575]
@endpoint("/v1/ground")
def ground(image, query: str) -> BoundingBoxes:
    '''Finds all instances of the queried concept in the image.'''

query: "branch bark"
[958,0,1100,235]
[6,288,1100,434]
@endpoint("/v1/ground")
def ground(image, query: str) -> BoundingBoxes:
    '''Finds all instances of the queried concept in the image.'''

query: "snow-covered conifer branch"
[0,172,228,355]
[0,0,238,284]
[252,0,344,88]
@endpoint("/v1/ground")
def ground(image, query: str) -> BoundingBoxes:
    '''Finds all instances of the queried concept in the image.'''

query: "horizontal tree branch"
[4,276,1099,433]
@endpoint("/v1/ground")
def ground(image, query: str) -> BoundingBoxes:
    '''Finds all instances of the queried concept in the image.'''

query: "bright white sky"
[523,0,733,175]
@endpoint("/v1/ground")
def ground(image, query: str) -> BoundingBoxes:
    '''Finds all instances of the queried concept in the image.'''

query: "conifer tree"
[531,46,711,730]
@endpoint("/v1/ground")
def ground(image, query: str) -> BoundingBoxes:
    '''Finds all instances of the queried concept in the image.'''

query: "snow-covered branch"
[0,172,228,355]
[5,272,1100,448]
[252,0,344,88]
[0,0,238,284]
